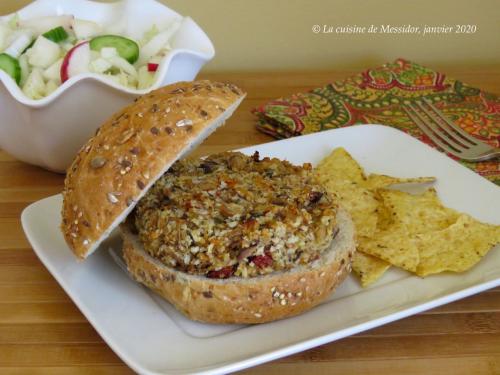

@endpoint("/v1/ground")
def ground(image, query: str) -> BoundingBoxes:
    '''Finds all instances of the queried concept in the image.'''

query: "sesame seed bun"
[120,207,355,324]
[61,80,246,259]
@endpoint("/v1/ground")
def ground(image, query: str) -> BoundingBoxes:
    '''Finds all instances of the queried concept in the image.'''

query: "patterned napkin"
[253,59,500,185]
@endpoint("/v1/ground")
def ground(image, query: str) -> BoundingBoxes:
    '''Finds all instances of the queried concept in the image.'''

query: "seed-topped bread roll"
[61,80,245,259]
[121,206,354,324]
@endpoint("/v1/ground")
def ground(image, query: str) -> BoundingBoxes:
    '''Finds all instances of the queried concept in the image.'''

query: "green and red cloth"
[253,59,500,185]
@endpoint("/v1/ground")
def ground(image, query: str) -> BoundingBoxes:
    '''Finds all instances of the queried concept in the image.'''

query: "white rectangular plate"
[22,125,500,375]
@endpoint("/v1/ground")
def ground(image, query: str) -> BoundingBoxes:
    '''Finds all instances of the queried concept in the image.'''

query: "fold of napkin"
[253,59,500,185]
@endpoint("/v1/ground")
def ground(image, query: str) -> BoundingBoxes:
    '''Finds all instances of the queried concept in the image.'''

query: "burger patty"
[132,151,338,278]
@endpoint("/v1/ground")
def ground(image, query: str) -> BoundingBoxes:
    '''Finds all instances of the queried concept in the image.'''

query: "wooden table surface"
[1,69,499,375]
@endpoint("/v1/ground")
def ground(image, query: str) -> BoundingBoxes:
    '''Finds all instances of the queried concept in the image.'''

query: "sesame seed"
[107,192,119,204]
[70,232,77,238]
[271,287,276,292]
[279,293,285,299]
[118,130,135,145]
[287,292,292,298]
[176,119,193,127]
[297,292,302,297]
[137,112,143,118]
[320,272,326,277]
[280,299,287,305]
[254,313,262,318]
[83,239,89,246]
[300,277,306,283]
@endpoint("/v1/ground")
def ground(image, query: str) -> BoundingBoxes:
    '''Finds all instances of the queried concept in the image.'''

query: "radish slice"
[60,41,90,82]
[19,15,73,35]
[147,63,158,72]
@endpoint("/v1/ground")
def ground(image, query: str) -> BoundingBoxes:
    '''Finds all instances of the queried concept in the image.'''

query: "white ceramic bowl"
[0,0,215,172]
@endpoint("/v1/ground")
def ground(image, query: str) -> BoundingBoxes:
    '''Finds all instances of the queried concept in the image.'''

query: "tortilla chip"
[315,147,366,185]
[378,188,459,235]
[416,214,500,277]
[363,174,436,190]
[352,251,391,287]
[323,181,379,237]
[358,225,420,272]
[315,148,379,237]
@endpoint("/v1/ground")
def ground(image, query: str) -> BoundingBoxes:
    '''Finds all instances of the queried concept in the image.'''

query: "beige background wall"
[2,0,499,72]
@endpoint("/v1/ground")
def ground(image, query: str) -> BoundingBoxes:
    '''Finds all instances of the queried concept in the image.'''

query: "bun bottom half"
[121,207,356,324]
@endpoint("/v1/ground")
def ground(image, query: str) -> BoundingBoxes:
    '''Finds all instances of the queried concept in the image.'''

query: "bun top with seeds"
[61,80,246,259]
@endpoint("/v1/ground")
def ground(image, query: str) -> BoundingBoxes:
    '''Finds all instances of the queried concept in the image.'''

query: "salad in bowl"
[0,0,214,172]
[0,13,183,99]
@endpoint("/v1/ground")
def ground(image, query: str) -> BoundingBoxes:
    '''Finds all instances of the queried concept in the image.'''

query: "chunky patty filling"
[133,151,337,278]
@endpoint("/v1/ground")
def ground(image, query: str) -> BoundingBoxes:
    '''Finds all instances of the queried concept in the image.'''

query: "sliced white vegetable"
[72,18,101,40]
[90,57,112,74]
[60,41,90,82]
[140,24,159,47]
[7,14,20,29]
[3,31,33,58]
[45,79,58,95]
[61,42,75,52]
[43,58,63,82]
[138,19,181,65]
[137,65,155,89]
[27,36,60,68]
[22,68,46,99]
[18,54,29,86]
[100,47,118,59]
[148,55,162,64]
[0,23,11,51]
[107,55,137,77]
[19,15,73,36]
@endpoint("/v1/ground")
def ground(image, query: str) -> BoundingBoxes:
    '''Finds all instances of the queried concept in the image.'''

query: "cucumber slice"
[42,26,68,43]
[0,53,21,84]
[90,35,139,64]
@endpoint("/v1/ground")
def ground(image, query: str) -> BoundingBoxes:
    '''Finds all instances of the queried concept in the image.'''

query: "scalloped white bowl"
[0,0,215,172]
